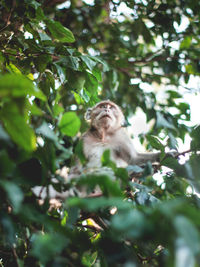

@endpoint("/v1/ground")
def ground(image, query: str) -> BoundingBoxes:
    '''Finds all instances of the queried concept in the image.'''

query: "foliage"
[0,0,200,266]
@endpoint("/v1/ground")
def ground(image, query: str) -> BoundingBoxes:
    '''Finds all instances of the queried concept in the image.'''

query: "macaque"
[82,100,161,169]
[32,100,166,200]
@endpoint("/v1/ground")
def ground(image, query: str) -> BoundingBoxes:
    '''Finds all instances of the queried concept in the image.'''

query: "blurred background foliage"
[0,0,200,266]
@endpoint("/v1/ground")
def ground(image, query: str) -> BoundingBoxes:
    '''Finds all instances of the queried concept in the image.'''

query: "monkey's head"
[85,100,125,131]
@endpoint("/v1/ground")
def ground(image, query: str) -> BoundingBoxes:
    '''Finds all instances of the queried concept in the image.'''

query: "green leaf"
[29,0,41,9]
[34,54,52,73]
[80,88,90,103]
[102,149,116,169]
[180,36,192,49]
[162,155,200,192]
[0,74,46,101]
[53,102,64,116]
[28,101,43,116]
[67,71,85,92]
[82,251,98,267]
[36,7,45,20]
[85,72,98,94]
[31,233,69,263]
[0,181,24,213]
[75,140,86,164]
[168,132,178,149]
[0,124,10,142]
[45,19,75,43]
[67,197,130,212]
[135,190,149,205]
[175,238,195,267]
[81,55,97,71]
[77,173,122,197]
[141,19,152,43]
[0,150,15,176]
[126,165,143,173]
[185,64,196,75]
[59,111,81,136]
[146,135,165,151]
[1,215,15,245]
[38,32,52,41]
[174,216,200,254]
[36,122,58,143]
[92,67,102,81]
[111,209,146,239]
[191,126,200,150]
[92,56,109,72]
[156,112,175,130]
[65,56,80,70]
[54,63,66,83]
[1,102,37,151]
[73,91,85,104]
[6,63,22,74]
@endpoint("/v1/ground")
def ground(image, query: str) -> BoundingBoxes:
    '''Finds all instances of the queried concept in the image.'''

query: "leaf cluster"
[0,0,200,266]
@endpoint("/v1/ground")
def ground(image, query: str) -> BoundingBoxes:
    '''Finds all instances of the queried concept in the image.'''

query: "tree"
[0,0,200,266]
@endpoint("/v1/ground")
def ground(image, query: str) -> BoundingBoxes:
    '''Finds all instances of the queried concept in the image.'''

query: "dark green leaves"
[191,126,200,150]
[31,233,69,263]
[111,208,147,239]
[81,55,97,71]
[77,173,123,197]
[34,54,52,73]
[0,0,200,266]
[174,216,200,255]
[45,19,75,43]
[0,181,24,213]
[146,135,165,152]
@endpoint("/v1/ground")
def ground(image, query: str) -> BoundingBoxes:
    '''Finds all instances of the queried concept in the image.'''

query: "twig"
[12,246,19,267]
[161,149,194,162]
[87,192,103,198]
[0,0,16,32]
[176,149,192,158]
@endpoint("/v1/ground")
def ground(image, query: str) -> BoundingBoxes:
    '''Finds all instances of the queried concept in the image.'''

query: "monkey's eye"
[99,104,106,108]
[110,105,116,110]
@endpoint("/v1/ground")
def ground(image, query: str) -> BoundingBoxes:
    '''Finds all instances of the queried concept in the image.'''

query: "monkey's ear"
[120,114,127,127]
[121,118,128,127]
[84,108,92,121]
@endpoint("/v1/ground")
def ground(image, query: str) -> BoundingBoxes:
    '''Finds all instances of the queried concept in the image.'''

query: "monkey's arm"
[131,151,161,165]
[116,130,161,166]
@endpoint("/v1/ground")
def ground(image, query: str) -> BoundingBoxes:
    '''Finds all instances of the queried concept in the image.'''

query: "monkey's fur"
[33,100,163,200]
[82,100,160,168]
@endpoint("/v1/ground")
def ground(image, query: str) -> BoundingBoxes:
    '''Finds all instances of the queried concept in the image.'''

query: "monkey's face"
[88,101,124,131]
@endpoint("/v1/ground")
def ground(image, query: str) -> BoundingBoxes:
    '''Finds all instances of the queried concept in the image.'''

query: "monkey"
[32,100,173,201]
[81,100,161,169]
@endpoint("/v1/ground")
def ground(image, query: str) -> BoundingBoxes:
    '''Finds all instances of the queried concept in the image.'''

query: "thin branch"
[0,0,16,32]
[176,149,193,158]
[87,192,103,198]
[161,149,197,163]
[12,246,19,267]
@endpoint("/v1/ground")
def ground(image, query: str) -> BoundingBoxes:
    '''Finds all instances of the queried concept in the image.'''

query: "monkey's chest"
[84,142,127,168]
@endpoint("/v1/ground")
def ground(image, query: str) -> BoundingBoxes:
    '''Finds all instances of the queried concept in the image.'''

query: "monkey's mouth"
[100,114,111,119]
